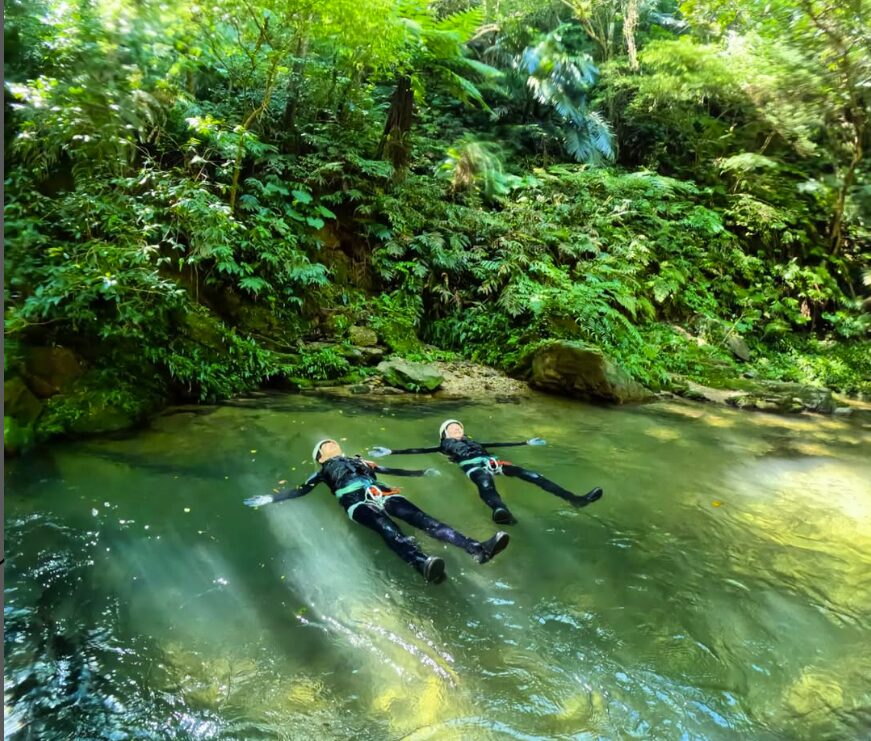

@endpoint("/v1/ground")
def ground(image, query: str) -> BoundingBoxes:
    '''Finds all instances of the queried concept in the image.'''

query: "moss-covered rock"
[181,309,227,350]
[349,325,378,347]
[516,341,654,403]
[36,371,162,438]
[375,322,423,355]
[23,345,84,397]
[377,359,443,392]
[727,381,835,414]
[5,376,44,424]
[4,415,36,455]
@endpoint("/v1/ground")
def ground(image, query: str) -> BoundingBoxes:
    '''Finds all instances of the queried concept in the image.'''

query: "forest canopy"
[4,0,870,431]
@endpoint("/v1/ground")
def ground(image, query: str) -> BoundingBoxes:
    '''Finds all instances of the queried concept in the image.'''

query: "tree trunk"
[377,74,414,170]
[623,0,639,70]
[282,34,309,133]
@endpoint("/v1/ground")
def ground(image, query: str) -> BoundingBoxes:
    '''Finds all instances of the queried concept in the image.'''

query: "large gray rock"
[349,325,378,347]
[727,382,835,414]
[377,359,444,393]
[23,346,84,397]
[518,341,653,403]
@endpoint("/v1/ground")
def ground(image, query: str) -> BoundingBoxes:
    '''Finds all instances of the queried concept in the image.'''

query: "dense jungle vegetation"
[4,0,870,443]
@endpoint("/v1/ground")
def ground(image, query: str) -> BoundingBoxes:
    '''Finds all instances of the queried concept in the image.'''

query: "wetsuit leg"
[468,469,516,523]
[384,497,479,555]
[501,464,602,507]
[350,502,429,570]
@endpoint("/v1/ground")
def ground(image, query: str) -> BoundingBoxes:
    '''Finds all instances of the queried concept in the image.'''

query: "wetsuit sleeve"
[371,465,427,477]
[476,441,531,448]
[382,446,442,455]
[273,472,323,502]
[244,472,323,507]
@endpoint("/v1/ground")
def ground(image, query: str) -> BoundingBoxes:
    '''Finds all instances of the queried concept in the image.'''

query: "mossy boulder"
[516,341,653,403]
[377,359,443,393]
[5,376,44,424]
[4,415,36,455]
[181,309,227,350]
[349,325,378,347]
[37,371,161,437]
[374,323,423,355]
[23,345,84,397]
[4,376,42,455]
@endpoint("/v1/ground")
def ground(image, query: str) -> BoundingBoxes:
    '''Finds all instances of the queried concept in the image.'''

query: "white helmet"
[312,438,335,463]
[439,419,463,439]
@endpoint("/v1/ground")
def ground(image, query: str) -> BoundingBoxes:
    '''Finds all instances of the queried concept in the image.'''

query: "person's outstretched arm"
[368,444,441,457]
[477,437,547,448]
[244,472,323,507]
[364,460,440,478]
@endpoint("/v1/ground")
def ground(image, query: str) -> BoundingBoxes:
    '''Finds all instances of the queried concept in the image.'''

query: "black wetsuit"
[385,437,600,522]
[266,455,486,573]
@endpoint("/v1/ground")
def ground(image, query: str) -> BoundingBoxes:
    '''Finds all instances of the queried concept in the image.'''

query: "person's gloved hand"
[368,446,392,458]
[244,494,274,508]
[526,437,547,446]
[424,468,441,477]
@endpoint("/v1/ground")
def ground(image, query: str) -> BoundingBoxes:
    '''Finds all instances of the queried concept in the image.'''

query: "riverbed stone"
[349,326,378,347]
[377,359,443,393]
[517,341,653,403]
[727,382,835,414]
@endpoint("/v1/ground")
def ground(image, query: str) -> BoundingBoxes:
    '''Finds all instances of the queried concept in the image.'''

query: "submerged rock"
[377,359,444,392]
[516,341,653,403]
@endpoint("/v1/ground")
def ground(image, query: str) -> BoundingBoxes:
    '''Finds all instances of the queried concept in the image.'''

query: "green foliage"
[3,0,869,444]
[286,346,352,381]
[368,292,425,355]
[755,338,871,395]
[516,27,614,163]
[438,138,522,200]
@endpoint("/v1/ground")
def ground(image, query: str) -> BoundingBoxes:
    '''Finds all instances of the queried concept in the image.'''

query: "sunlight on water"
[5,393,871,739]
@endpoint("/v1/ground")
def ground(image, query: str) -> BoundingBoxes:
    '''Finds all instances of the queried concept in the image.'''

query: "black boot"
[475,531,510,564]
[492,507,517,525]
[420,556,446,583]
[572,487,603,508]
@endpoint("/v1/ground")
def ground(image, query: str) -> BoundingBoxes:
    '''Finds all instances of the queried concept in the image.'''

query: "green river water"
[4,392,871,740]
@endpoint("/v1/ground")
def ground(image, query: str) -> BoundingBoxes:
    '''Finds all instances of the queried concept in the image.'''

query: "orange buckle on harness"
[365,484,401,499]
[485,458,511,473]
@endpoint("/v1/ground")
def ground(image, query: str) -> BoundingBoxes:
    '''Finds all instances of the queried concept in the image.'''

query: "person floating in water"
[244,438,509,583]
[369,419,603,525]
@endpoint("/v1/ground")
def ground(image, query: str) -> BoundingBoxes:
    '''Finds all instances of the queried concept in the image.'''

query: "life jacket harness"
[336,477,402,520]
[459,456,512,477]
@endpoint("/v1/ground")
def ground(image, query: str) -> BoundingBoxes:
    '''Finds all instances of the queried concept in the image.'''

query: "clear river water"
[4,392,871,739]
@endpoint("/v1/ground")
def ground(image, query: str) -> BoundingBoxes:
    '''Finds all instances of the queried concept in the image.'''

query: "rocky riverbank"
[5,334,865,457]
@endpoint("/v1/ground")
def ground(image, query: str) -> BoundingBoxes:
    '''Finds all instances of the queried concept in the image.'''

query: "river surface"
[4,392,871,739]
